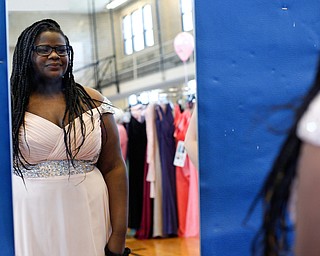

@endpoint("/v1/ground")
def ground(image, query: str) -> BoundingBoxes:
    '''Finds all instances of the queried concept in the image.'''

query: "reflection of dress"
[117,123,128,161]
[127,114,147,229]
[174,108,199,237]
[12,99,114,256]
[156,103,178,236]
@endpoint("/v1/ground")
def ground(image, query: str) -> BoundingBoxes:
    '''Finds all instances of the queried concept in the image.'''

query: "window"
[180,0,194,31]
[122,4,154,55]
[143,4,154,47]
[123,15,133,55]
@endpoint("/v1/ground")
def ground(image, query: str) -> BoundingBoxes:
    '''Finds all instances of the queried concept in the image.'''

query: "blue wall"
[194,1,320,255]
[0,1,15,255]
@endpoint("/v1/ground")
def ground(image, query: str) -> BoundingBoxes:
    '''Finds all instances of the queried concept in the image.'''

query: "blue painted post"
[0,1,15,255]
[194,0,320,255]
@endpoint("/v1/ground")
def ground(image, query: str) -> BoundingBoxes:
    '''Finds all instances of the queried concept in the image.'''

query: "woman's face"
[31,31,69,82]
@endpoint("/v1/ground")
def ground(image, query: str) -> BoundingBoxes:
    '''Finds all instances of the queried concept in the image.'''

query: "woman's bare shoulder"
[83,86,104,102]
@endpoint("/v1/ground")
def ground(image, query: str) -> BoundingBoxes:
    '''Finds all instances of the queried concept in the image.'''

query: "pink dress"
[117,123,128,160]
[12,98,114,256]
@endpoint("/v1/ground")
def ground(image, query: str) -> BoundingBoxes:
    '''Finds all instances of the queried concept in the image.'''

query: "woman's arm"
[184,104,198,167]
[97,113,128,254]
[295,142,320,256]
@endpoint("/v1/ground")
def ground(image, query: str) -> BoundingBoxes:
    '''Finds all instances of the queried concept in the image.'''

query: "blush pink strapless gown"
[12,101,114,256]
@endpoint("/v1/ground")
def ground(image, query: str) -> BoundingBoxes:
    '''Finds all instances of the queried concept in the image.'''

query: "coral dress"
[12,99,114,256]
[174,108,199,237]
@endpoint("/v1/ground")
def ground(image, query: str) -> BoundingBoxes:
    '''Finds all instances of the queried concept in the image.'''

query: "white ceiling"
[7,0,111,13]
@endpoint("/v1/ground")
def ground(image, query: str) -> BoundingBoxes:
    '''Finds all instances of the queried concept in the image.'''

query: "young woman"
[11,19,130,256]
[253,57,320,256]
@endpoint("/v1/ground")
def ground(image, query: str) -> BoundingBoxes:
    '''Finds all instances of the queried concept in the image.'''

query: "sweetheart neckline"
[25,108,100,129]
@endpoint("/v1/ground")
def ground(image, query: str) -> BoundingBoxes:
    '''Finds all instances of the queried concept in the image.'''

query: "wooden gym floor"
[126,236,200,256]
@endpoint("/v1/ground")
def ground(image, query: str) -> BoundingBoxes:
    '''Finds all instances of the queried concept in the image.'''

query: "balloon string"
[184,61,188,87]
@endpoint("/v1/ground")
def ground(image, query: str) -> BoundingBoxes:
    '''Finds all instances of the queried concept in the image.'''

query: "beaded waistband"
[13,160,96,179]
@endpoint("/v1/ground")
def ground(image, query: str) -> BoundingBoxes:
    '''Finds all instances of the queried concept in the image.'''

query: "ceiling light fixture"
[106,0,128,10]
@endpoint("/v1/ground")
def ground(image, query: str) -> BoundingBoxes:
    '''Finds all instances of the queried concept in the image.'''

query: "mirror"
[8,0,199,255]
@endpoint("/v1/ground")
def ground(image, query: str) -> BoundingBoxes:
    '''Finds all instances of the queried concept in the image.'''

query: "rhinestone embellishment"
[13,160,95,179]
[101,97,115,114]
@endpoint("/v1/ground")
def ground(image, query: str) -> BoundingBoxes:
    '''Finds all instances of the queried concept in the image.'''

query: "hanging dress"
[135,159,153,239]
[174,107,192,237]
[117,123,128,161]
[127,110,147,230]
[174,107,200,237]
[155,103,178,236]
[136,103,164,238]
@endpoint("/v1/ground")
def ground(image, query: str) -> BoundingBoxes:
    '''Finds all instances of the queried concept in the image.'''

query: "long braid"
[251,57,320,255]
[62,42,98,161]
[11,19,98,175]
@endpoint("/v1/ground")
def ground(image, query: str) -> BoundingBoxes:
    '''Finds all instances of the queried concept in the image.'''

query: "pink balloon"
[174,32,195,62]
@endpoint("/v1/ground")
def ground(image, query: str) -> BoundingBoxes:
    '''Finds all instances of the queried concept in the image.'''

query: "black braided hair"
[11,19,100,176]
[251,56,320,255]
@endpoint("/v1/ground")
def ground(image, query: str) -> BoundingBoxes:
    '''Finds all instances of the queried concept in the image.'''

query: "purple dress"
[155,103,178,236]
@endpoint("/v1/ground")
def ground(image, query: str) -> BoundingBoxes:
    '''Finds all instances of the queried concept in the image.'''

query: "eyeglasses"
[32,45,70,56]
